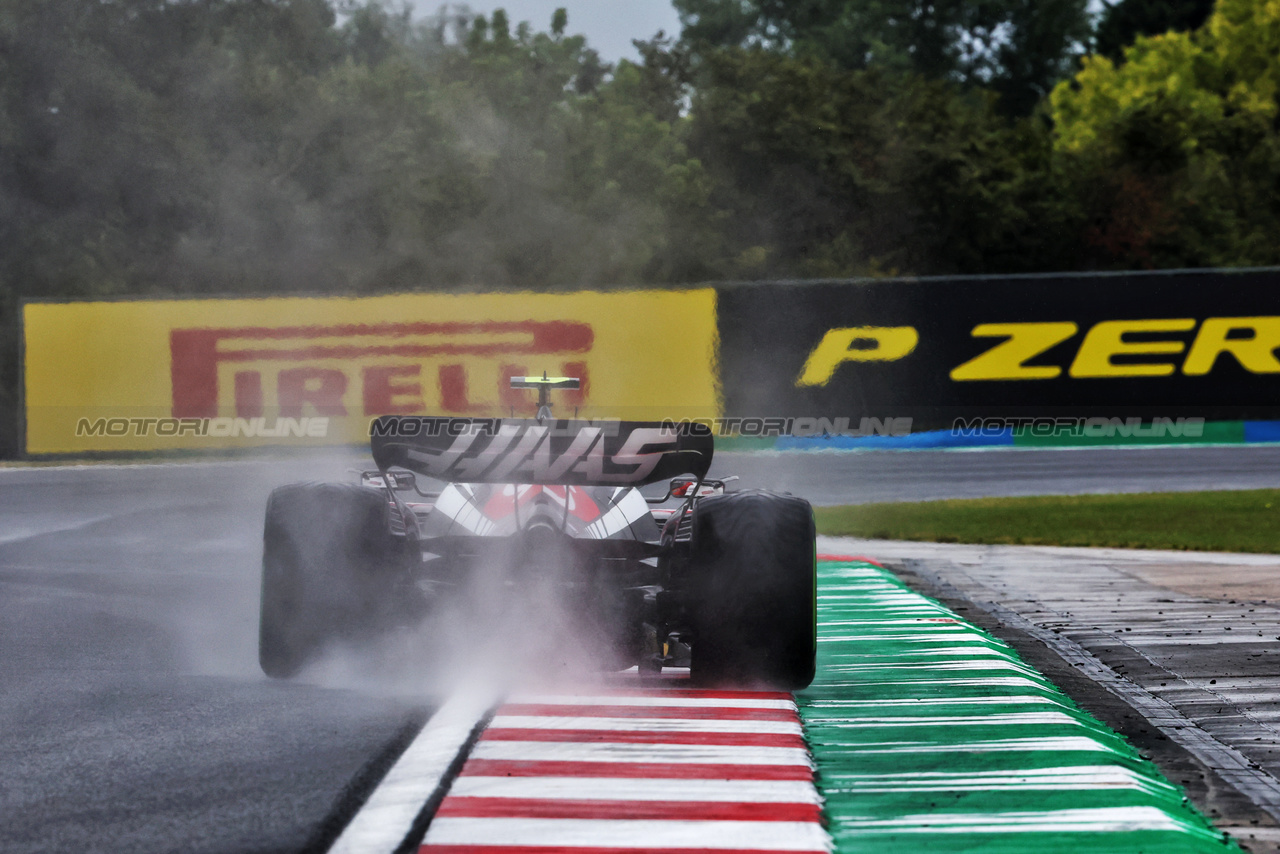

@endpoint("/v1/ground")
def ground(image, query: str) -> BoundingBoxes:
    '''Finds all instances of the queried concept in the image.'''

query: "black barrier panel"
[716,269,1280,427]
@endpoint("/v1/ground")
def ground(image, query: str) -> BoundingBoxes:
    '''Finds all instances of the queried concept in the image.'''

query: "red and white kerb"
[419,689,832,853]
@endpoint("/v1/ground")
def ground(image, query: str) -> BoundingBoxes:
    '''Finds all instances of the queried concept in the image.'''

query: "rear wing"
[369,417,713,487]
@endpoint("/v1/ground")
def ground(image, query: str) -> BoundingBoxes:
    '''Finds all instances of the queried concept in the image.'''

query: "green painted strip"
[798,559,1238,853]
[715,435,779,452]
[1012,420,1244,447]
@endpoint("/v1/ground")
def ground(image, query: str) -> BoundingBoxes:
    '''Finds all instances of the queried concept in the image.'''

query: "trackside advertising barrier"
[22,291,719,454]
[716,268,1280,443]
[23,269,1280,456]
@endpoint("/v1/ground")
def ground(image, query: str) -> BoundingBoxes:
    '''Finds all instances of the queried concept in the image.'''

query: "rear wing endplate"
[369,417,712,487]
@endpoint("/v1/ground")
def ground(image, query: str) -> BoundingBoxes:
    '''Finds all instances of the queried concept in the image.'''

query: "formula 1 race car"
[258,375,816,689]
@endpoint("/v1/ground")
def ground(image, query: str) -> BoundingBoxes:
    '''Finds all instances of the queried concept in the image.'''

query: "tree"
[1051,0,1280,268]
[991,0,1095,116]
[1095,0,1215,61]
[676,46,1075,279]
[673,0,1091,113]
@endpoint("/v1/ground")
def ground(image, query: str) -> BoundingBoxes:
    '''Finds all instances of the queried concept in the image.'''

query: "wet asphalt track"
[5,444,1280,853]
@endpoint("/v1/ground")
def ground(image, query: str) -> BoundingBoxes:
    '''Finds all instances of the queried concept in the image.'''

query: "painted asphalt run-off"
[329,557,1238,853]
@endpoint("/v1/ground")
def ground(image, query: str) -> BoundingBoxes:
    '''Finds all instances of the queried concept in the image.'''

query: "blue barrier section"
[1244,422,1280,443]
[765,421,1280,451]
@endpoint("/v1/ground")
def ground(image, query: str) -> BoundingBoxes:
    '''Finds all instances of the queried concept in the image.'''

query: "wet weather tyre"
[258,482,406,679]
[688,490,816,690]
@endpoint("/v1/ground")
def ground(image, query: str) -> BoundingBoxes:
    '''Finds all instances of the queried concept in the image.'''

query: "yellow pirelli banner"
[24,290,720,454]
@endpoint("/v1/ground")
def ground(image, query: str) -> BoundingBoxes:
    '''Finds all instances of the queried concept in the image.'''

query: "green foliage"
[682,47,1078,277]
[1051,0,1280,268]
[0,0,1204,310]
[0,1,716,301]
[1095,0,1215,62]
[673,0,1092,114]
[990,0,1096,115]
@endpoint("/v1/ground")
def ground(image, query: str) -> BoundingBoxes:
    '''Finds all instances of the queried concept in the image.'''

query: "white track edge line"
[422,817,833,850]
[328,687,495,854]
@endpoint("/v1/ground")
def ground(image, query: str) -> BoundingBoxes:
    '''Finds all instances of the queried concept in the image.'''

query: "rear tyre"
[688,490,816,690]
[259,482,407,679]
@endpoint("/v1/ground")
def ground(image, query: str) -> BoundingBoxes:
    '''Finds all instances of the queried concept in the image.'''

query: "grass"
[813,489,1280,553]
